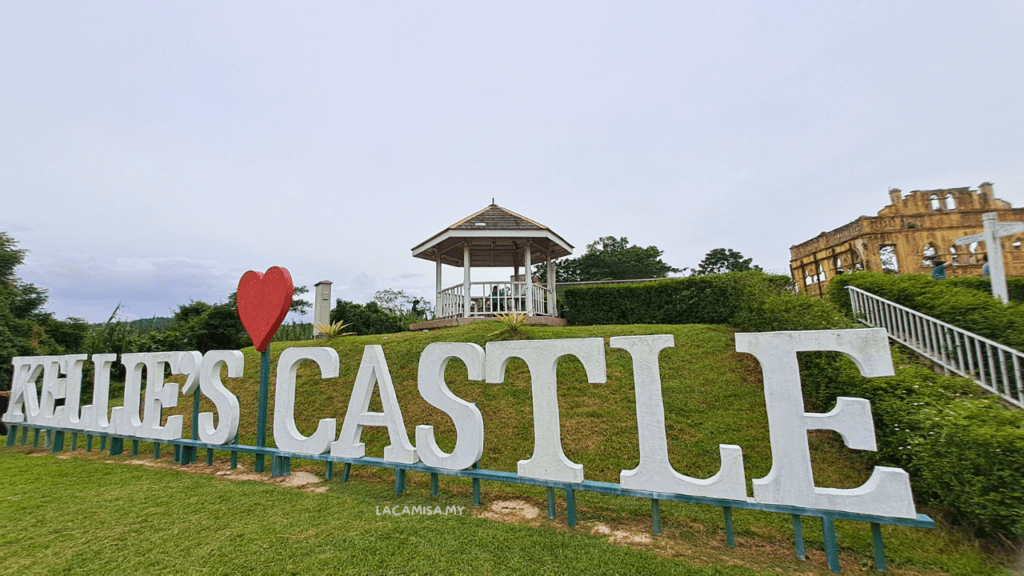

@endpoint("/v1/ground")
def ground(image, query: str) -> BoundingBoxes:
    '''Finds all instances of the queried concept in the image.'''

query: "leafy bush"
[311,320,354,340]
[488,311,528,337]
[801,350,1024,538]
[828,272,1024,351]
[561,271,793,326]
[946,276,1024,302]
[330,300,405,335]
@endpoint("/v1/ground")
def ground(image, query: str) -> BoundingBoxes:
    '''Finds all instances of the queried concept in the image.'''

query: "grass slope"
[0,322,1013,574]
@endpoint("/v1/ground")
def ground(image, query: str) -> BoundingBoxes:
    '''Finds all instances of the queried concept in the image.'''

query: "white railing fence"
[847,286,1024,408]
[437,281,555,318]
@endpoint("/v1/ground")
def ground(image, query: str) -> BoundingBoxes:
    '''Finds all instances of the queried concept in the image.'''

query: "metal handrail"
[846,285,1024,408]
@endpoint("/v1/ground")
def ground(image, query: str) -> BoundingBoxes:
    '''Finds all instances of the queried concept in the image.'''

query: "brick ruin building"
[790,183,1024,296]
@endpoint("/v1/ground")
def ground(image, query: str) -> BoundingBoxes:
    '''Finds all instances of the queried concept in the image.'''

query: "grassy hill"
[1,322,1015,574]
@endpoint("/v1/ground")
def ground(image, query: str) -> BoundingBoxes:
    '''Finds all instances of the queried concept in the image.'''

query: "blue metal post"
[32,428,40,448]
[723,507,735,547]
[395,468,406,494]
[430,473,438,497]
[255,349,270,472]
[652,499,662,536]
[871,523,887,572]
[109,437,123,456]
[4,426,14,447]
[131,439,139,456]
[51,431,64,453]
[191,388,201,443]
[230,397,240,467]
[86,434,93,452]
[792,514,806,560]
[326,462,334,481]
[546,487,556,519]
[565,488,577,527]
[20,426,28,446]
[341,463,351,482]
[153,442,161,459]
[822,516,840,573]
[70,432,78,451]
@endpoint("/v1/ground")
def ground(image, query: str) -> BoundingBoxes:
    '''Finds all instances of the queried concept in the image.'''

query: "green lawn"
[0,322,1015,574]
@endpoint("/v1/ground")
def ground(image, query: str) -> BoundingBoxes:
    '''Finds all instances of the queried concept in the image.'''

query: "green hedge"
[561,271,794,326]
[828,272,1024,351]
[946,276,1024,302]
[693,273,1024,539]
[799,350,1024,538]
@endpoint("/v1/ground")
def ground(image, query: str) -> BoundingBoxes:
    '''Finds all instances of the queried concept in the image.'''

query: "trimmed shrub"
[802,350,1024,538]
[947,276,1024,302]
[828,272,1024,351]
[562,271,792,326]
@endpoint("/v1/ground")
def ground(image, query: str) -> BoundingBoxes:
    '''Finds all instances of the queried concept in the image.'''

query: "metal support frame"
[5,421,933,573]
[255,349,270,472]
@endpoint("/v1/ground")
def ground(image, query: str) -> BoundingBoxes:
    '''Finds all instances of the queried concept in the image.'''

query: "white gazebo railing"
[847,285,1024,408]
[438,281,555,318]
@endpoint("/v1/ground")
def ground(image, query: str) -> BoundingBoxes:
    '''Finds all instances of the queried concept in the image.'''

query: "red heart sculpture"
[237,266,294,352]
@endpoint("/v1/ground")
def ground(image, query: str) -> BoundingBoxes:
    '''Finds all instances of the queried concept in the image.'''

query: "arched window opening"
[834,256,845,275]
[945,193,956,210]
[854,254,864,271]
[879,245,898,273]
[805,266,815,285]
[930,194,941,211]
[968,241,984,264]
[817,264,826,284]
[922,244,938,267]
[949,246,959,265]
[1014,242,1022,250]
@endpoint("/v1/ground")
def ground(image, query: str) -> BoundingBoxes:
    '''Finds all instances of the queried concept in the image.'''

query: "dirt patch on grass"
[591,522,652,546]
[478,499,541,522]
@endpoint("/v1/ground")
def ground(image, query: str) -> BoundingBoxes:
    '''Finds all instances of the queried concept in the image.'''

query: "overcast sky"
[2,2,1022,323]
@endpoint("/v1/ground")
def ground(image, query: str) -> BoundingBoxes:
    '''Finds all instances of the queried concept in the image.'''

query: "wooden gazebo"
[410,203,572,326]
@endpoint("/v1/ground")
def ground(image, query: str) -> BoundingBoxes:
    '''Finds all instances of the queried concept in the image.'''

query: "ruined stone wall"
[790,184,1024,296]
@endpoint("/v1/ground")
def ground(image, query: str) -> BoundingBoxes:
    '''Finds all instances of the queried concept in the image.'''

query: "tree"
[535,236,681,283]
[170,300,247,353]
[693,248,761,276]
[0,232,88,394]
[329,300,404,335]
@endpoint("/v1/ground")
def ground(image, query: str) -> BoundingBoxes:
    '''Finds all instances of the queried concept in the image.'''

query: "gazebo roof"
[411,203,573,267]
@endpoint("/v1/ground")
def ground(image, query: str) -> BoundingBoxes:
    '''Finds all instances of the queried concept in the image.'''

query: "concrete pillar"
[312,281,332,338]
[463,243,471,318]
[435,251,442,318]
[524,244,533,315]
[547,254,555,316]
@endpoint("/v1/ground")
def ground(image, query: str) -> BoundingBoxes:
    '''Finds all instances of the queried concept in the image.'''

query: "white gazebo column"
[435,251,442,317]
[546,254,554,316]
[463,243,471,318]
[524,244,533,315]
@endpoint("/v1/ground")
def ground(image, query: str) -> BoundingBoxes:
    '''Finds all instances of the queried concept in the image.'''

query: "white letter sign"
[735,328,917,519]
[612,335,746,500]
[486,338,606,484]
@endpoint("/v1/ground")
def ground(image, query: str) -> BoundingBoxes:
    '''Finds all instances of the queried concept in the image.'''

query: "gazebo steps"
[409,316,567,331]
